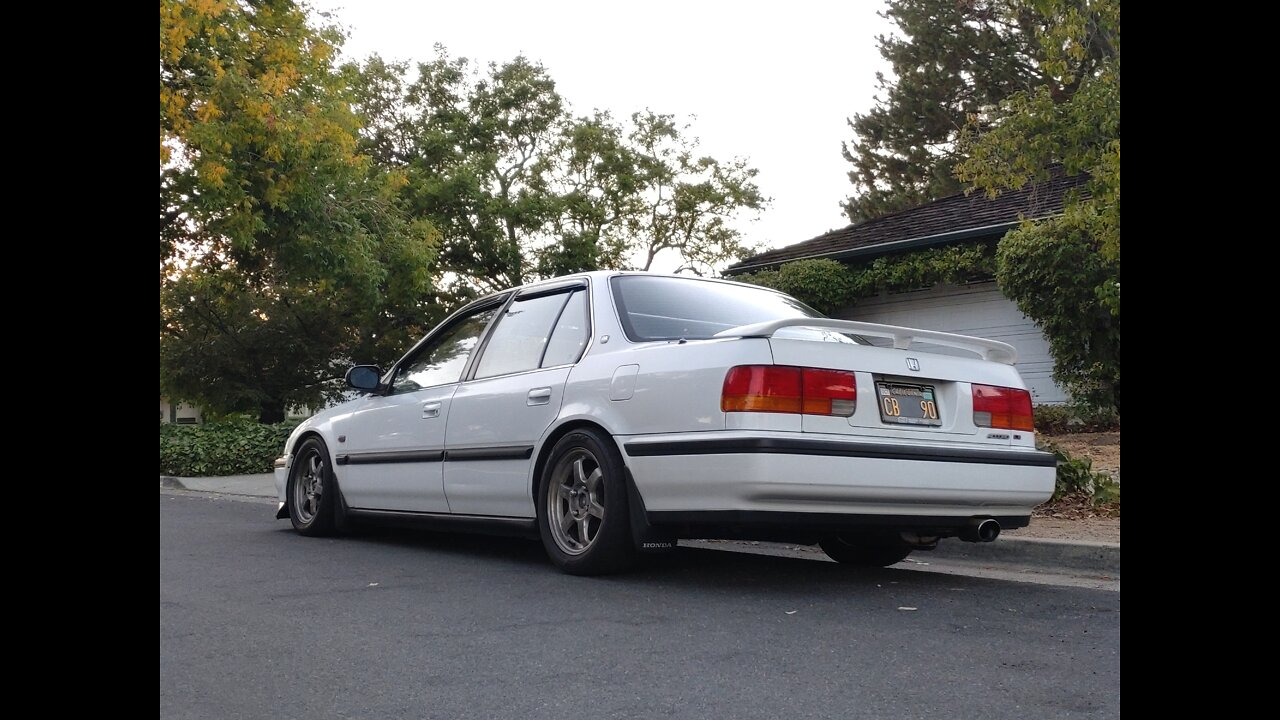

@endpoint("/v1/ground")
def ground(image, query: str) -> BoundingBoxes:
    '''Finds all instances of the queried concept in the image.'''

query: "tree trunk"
[258,403,286,424]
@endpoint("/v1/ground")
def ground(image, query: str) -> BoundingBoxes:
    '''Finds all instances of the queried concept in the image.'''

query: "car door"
[336,299,503,512]
[444,281,591,517]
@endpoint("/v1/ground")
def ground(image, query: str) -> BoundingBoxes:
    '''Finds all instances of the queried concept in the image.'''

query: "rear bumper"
[620,432,1055,533]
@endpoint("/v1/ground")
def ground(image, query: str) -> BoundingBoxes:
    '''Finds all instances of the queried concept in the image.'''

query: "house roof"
[724,172,1090,275]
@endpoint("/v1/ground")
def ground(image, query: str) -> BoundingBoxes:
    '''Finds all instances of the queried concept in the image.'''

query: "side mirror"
[345,365,382,392]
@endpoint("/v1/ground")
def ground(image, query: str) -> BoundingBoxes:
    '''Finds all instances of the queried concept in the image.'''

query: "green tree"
[622,112,766,275]
[348,52,766,286]
[957,0,1119,411]
[841,0,1112,222]
[160,0,440,422]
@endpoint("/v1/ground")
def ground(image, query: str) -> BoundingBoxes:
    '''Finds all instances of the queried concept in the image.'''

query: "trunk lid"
[768,335,1030,447]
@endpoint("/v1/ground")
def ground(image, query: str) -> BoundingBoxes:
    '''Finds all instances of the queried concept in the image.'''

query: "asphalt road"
[160,493,1120,720]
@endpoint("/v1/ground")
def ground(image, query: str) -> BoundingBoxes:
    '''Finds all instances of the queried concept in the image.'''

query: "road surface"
[160,493,1119,719]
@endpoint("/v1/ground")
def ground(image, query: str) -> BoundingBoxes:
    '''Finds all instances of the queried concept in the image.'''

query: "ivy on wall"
[734,242,997,314]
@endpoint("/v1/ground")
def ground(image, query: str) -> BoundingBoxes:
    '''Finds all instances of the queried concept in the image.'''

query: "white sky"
[313,0,894,272]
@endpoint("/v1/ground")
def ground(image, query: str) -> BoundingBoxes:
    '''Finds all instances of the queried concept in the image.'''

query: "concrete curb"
[929,536,1120,575]
[159,474,1119,575]
[160,474,274,498]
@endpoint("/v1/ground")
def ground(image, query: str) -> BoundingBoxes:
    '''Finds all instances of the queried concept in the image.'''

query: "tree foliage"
[160,0,441,422]
[841,0,1112,223]
[160,4,766,423]
[958,0,1120,410]
[349,49,766,291]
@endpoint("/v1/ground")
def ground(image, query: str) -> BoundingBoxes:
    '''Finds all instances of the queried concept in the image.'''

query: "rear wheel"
[287,437,337,536]
[819,534,912,567]
[537,429,636,575]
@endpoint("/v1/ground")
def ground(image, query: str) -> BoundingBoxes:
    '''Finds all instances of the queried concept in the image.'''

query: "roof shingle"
[725,172,1089,275]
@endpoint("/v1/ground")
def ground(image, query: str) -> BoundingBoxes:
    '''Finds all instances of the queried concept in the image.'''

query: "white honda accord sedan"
[274,271,1055,574]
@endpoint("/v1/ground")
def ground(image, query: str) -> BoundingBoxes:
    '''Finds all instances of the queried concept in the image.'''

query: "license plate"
[876,382,942,426]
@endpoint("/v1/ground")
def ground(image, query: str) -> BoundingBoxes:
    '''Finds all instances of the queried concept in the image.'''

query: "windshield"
[610,275,861,343]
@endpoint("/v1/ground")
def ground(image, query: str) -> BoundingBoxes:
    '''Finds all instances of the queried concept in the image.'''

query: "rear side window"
[610,276,824,342]
[541,290,590,367]
[475,291,573,379]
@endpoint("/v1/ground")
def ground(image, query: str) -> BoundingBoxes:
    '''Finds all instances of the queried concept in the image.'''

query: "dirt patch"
[1014,430,1121,541]
[1006,516,1120,544]
[1041,430,1120,477]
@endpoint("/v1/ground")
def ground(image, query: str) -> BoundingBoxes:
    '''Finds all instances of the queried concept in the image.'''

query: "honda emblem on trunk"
[905,358,920,371]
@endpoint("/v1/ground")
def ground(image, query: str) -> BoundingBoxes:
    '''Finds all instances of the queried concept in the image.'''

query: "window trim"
[385,294,509,395]
[465,282,592,383]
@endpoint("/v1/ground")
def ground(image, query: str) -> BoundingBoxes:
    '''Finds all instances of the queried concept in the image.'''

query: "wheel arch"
[529,418,622,502]
[281,430,337,521]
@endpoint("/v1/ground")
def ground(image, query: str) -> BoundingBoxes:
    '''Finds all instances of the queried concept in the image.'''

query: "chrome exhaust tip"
[976,518,1000,542]
[959,518,1001,543]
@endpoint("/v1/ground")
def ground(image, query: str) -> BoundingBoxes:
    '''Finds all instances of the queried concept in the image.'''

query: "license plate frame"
[876,382,942,426]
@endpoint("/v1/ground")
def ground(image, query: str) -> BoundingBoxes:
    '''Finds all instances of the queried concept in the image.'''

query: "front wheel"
[819,535,913,567]
[287,437,337,536]
[537,429,636,575]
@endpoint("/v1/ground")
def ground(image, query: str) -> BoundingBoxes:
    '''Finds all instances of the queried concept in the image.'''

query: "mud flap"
[624,467,677,553]
[331,473,355,533]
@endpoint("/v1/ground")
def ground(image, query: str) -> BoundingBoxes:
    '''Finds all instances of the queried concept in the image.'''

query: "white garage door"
[837,281,1068,405]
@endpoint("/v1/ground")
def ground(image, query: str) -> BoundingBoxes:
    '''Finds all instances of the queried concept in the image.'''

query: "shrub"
[1034,404,1120,434]
[1040,440,1120,511]
[160,421,298,477]
[996,212,1120,413]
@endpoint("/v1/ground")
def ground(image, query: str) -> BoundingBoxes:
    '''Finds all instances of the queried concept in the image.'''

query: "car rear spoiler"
[712,318,1018,364]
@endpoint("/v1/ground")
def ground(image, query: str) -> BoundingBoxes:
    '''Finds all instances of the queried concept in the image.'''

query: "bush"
[996,213,1120,413]
[1034,405,1120,434]
[160,421,298,477]
[1040,440,1120,512]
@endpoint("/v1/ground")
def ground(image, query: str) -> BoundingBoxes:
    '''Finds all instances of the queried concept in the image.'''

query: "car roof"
[510,270,789,298]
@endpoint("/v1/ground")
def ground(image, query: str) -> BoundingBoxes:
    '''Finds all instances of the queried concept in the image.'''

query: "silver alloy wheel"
[547,448,605,555]
[292,450,325,524]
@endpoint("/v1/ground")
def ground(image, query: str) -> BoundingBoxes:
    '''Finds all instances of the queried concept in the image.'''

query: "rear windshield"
[610,275,832,342]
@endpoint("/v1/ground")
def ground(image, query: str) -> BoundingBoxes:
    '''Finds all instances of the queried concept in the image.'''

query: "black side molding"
[447,446,534,461]
[623,437,1056,468]
[334,445,534,465]
[336,449,444,465]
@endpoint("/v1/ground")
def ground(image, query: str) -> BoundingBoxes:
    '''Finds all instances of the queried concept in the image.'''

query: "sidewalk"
[161,473,275,497]
[161,474,1119,576]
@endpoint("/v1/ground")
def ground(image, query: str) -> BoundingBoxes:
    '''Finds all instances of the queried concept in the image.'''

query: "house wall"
[160,398,203,424]
[835,281,1069,405]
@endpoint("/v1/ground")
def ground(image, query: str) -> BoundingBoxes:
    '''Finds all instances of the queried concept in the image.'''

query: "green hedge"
[160,421,298,477]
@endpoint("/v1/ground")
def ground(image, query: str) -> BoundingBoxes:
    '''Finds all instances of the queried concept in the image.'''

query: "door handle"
[422,401,442,419]
[527,387,553,406]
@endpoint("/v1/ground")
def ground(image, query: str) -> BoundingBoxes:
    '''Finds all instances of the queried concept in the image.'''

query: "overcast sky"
[313,0,894,271]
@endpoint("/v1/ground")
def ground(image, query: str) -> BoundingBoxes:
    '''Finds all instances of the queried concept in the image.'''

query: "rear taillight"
[971,384,1034,431]
[722,365,856,417]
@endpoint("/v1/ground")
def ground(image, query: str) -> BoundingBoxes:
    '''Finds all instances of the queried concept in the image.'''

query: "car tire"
[287,437,338,536]
[819,534,913,567]
[537,428,636,576]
